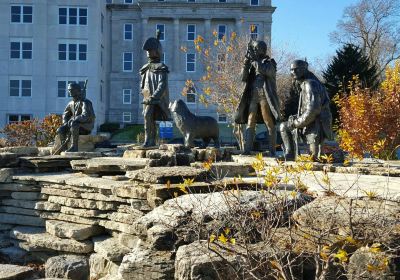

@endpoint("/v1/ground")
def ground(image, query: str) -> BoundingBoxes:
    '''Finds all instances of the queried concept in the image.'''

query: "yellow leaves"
[206,65,212,72]
[178,183,188,194]
[199,94,208,106]
[209,228,235,245]
[212,30,218,37]
[195,44,202,53]
[250,24,256,32]
[255,153,263,161]
[227,46,233,52]
[372,139,386,153]
[178,178,195,194]
[202,158,213,171]
[320,245,331,261]
[213,40,219,46]
[196,35,204,43]
[251,211,261,219]
[203,87,212,95]
[369,243,382,253]
[319,154,334,164]
[180,45,187,52]
[334,249,349,263]
[230,31,237,40]
[363,190,378,200]
[209,234,216,243]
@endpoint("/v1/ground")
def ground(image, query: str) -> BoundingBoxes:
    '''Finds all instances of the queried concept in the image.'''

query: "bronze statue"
[234,40,280,156]
[139,32,170,147]
[279,60,333,161]
[169,99,219,148]
[53,81,95,154]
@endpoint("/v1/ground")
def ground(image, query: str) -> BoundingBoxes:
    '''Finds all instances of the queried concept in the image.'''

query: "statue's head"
[252,40,268,59]
[68,83,82,100]
[143,36,163,60]
[290,59,308,80]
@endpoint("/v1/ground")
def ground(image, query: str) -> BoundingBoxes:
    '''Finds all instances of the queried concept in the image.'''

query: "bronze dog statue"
[169,99,219,148]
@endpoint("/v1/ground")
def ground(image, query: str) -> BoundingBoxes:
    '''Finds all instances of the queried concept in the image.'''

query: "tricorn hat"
[142,30,163,57]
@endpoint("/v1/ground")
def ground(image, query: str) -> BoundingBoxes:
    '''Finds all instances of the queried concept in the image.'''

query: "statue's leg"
[243,98,258,155]
[202,137,210,148]
[279,122,295,160]
[66,122,79,152]
[143,105,156,147]
[259,99,276,157]
[309,142,321,161]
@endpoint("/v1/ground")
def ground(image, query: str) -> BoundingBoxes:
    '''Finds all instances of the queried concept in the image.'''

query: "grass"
[110,124,144,142]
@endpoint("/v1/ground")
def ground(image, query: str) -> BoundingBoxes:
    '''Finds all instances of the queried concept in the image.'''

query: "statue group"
[54,32,332,161]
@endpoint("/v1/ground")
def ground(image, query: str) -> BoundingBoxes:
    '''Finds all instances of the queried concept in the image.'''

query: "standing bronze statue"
[234,40,280,156]
[279,60,333,161]
[139,32,170,147]
[53,81,95,154]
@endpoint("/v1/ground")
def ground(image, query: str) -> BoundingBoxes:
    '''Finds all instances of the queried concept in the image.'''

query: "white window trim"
[7,114,32,124]
[187,24,196,41]
[123,52,133,72]
[57,77,86,98]
[218,24,227,41]
[58,40,88,61]
[161,52,166,64]
[123,89,132,104]
[186,53,196,72]
[122,112,132,123]
[249,24,259,39]
[10,38,33,60]
[9,77,32,98]
[217,113,228,123]
[156,24,165,41]
[58,6,88,26]
[186,93,196,104]
[124,23,133,41]
[10,5,33,24]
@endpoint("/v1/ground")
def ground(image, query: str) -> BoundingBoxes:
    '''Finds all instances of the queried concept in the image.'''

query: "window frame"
[58,42,88,61]
[250,0,259,6]
[57,78,86,98]
[123,89,132,104]
[9,78,32,97]
[218,24,227,41]
[10,39,33,60]
[218,113,228,123]
[123,52,133,72]
[250,24,259,40]
[156,24,165,41]
[187,24,196,41]
[10,5,33,24]
[122,112,132,123]
[186,53,196,72]
[58,7,88,26]
[124,0,134,3]
[124,23,133,41]
[7,114,32,124]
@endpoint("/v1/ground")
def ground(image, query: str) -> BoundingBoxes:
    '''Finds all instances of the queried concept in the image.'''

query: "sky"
[272,0,359,66]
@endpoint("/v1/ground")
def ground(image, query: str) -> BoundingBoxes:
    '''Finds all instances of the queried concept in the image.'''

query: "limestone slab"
[0,264,35,280]
[0,183,40,192]
[60,206,108,218]
[0,146,38,156]
[0,206,40,216]
[93,236,130,262]
[40,212,99,225]
[70,157,149,173]
[89,253,120,280]
[1,199,37,209]
[0,153,19,168]
[118,233,140,249]
[45,254,89,280]
[11,226,93,253]
[112,183,149,199]
[108,211,143,224]
[48,196,120,210]
[0,168,15,183]
[11,191,47,200]
[41,187,81,198]
[35,201,62,211]
[122,149,146,158]
[46,220,104,241]
[98,220,136,234]
[0,213,44,226]
[191,161,251,177]
[80,192,127,203]
[126,166,208,183]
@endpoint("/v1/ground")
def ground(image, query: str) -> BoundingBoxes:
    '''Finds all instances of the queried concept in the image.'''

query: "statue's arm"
[294,81,321,128]
[74,101,90,123]
[253,58,276,78]
[62,103,72,124]
[240,59,251,82]
[151,72,167,99]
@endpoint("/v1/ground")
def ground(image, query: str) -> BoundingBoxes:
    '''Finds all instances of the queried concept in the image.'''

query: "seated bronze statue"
[53,82,95,154]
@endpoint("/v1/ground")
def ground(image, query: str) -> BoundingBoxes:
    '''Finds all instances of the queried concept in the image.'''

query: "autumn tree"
[330,0,400,77]
[323,43,379,122]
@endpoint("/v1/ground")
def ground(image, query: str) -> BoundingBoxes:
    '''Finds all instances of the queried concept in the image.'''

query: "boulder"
[0,264,35,280]
[45,255,89,280]
[46,220,104,241]
[118,244,174,280]
[93,236,130,262]
[89,253,120,280]
[118,233,140,249]
[126,166,208,184]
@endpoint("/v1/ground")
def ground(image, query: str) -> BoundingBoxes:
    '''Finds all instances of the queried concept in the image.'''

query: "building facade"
[0,0,274,132]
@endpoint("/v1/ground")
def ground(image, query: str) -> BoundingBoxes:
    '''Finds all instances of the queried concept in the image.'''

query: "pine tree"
[323,43,379,122]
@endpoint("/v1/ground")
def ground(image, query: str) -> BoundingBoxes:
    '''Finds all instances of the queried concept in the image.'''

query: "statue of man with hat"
[139,31,170,147]
[279,59,333,161]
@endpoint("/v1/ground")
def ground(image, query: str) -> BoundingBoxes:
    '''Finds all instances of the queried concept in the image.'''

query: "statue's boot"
[309,143,321,162]
[280,126,295,161]
[66,128,79,152]
[243,127,255,155]
[268,127,277,157]
[142,121,156,147]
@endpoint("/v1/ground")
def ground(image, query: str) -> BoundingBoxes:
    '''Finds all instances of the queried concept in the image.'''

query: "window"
[218,113,227,123]
[123,52,133,72]
[124,24,133,40]
[106,0,113,3]
[100,83,103,102]
[58,43,87,61]
[186,53,195,72]
[250,0,259,5]
[157,0,165,2]
[10,79,31,97]
[250,24,258,40]
[123,112,132,123]
[10,40,32,59]
[59,7,87,25]
[124,0,133,3]
[187,24,196,41]
[161,52,166,64]
[219,0,227,2]
[101,45,104,67]
[57,79,85,98]
[8,114,32,123]
[186,87,196,103]
[156,24,165,41]
[218,25,226,41]
[188,0,195,2]
[123,89,132,104]
[11,5,32,23]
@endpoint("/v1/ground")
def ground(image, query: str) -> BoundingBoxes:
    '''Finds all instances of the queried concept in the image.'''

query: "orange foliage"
[336,61,400,159]
[1,114,62,147]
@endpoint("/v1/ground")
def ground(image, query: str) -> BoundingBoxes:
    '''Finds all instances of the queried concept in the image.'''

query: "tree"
[323,43,379,122]
[330,0,400,77]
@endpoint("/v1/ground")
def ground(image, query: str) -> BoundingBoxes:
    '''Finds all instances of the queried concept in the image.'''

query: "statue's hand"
[287,115,297,130]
